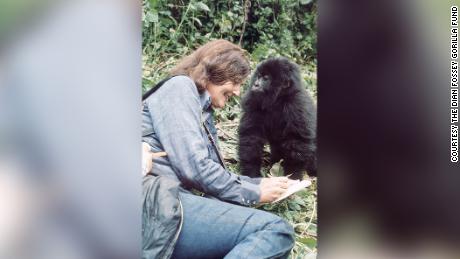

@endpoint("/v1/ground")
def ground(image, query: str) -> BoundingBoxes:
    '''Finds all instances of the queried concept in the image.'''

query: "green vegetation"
[143,0,317,257]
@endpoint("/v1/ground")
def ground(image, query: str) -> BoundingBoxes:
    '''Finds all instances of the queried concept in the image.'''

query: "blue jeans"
[171,192,295,259]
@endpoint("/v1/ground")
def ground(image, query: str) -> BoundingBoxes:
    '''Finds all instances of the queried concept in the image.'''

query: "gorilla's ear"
[283,65,301,89]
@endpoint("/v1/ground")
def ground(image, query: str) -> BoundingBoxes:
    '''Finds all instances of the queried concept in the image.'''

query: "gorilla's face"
[249,58,296,95]
[250,73,271,93]
[243,57,301,110]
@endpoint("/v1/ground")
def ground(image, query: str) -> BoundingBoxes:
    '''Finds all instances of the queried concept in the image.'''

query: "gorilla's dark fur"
[238,57,317,180]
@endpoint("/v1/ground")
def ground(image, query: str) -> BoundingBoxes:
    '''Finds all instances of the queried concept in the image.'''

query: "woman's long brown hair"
[170,40,251,91]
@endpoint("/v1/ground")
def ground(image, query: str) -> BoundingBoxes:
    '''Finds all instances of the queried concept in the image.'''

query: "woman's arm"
[146,76,260,206]
[239,176,262,185]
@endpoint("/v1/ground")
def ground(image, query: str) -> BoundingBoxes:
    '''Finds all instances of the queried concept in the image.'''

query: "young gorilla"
[238,57,317,180]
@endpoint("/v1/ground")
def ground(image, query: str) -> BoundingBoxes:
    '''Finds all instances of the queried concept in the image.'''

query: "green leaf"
[298,237,316,249]
[269,161,284,177]
[219,18,232,33]
[195,2,210,12]
[307,224,317,234]
[148,0,158,7]
[159,10,171,16]
[284,211,294,221]
[145,11,158,23]
[293,196,306,206]
[300,0,313,5]
[288,201,301,211]
[192,17,202,27]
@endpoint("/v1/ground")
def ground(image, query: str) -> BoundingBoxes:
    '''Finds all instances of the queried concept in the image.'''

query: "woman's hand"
[259,177,294,203]
[142,142,167,176]
[142,143,153,176]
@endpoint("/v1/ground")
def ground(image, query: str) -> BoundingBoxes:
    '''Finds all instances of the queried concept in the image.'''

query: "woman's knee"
[257,211,293,230]
[254,211,295,243]
[271,217,295,242]
[274,217,295,235]
[259,214,296,257]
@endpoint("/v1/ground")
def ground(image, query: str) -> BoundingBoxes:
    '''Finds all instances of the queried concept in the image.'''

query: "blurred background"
[0,1,141,258]
[320,0,460,258]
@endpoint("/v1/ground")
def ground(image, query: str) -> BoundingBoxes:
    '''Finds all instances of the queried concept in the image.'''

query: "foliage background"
[142,0,317,257]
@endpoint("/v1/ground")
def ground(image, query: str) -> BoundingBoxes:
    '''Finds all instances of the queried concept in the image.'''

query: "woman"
[142,40,295,259]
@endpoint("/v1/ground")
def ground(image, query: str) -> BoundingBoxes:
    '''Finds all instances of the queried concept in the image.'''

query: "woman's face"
[206,81,241,109]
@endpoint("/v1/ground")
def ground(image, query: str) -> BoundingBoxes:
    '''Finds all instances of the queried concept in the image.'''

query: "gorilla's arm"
[285,94,316,140]
[238,112,266,178]
[281,94,317,177]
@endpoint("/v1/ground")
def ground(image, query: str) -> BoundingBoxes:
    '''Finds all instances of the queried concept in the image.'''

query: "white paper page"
[273,179,312,203]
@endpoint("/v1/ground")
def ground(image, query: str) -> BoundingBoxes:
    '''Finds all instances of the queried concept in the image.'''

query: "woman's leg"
[171,192,295,259]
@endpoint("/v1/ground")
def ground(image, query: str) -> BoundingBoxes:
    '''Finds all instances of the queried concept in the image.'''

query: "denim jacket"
[142,76,261,206]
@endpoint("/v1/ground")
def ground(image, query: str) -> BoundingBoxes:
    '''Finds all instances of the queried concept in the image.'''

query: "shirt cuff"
[239,180,261,206]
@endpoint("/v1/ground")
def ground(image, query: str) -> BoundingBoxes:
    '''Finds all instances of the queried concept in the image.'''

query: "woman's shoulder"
[163,75,198,95]
[144,75,201,108]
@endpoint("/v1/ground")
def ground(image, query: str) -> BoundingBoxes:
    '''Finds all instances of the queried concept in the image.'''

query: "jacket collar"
[200,90,213,111]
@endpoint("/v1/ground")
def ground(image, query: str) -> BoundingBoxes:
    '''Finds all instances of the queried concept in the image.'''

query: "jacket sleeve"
[147,76,260,206]
[239,176,262,185]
